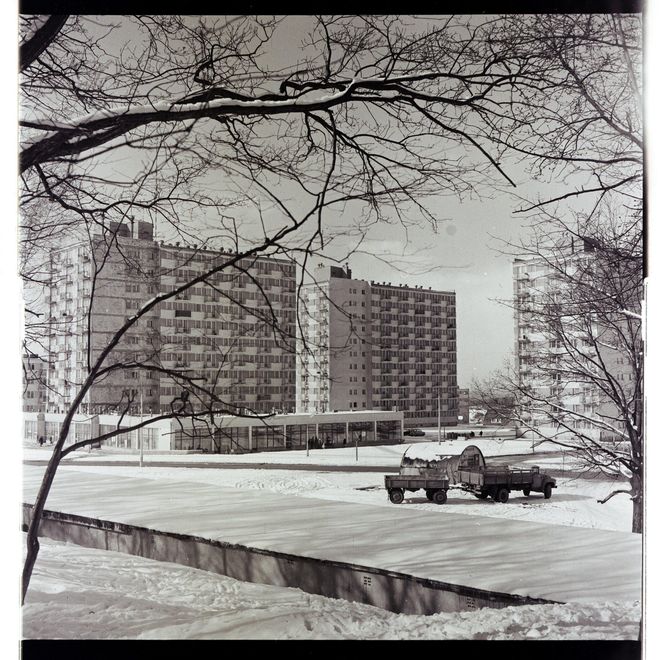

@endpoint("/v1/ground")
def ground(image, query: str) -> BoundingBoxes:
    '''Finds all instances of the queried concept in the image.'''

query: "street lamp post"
[530,403,535,453]
[139,385,144,468]
[437,389,446,444]
[438,391,441,444]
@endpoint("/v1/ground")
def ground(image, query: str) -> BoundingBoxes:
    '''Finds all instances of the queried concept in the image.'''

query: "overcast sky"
[12,14,639,390]
[181,16,542,387]
[308,188,530,388]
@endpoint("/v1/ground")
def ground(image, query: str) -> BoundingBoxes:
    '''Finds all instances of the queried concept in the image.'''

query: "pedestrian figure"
[49,436,53,445]
[38,436,44,447]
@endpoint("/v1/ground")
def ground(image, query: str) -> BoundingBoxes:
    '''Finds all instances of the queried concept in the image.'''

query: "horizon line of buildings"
[23,221,460,434]
[24,220,634,450]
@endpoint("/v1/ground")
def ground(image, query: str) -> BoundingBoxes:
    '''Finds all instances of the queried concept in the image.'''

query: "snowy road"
[23,437,559,466]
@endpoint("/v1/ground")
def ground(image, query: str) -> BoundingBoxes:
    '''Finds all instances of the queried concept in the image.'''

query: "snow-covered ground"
[24,439,632,532]
[22,535,641,640]
[21,441,642,640]
[51,462,631,532]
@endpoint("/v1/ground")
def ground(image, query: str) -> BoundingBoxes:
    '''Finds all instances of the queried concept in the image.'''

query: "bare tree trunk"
[631,473,643,534]
[22,415,73,604]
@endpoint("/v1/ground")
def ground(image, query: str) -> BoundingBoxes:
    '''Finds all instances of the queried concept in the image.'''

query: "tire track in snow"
[232,474,335,495]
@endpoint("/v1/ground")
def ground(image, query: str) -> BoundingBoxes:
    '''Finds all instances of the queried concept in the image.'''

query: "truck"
[457,463,557,503]
[385,444,556,505]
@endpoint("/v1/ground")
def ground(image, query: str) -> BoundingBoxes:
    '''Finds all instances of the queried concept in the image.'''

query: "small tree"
[492,13,644,533]
[476,203,643,533]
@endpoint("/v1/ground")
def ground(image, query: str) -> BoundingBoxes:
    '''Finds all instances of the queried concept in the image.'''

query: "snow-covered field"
[24,439,632,532]
[22,535,641,640]
[21,441,642,640]
[51,462,631,532]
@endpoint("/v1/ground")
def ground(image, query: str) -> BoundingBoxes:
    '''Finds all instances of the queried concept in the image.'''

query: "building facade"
[44,221,297,416]
[297,265,458,426]
[457,388,470,424]
[22,353,48,413]
[513,246,634,442]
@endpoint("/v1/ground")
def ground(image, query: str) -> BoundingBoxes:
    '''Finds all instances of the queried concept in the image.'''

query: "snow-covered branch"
[620,308,642,320]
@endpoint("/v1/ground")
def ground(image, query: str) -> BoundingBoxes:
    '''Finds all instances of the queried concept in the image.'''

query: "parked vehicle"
[385,443,482,505]
[384,474,449,504]
[404,428,426,436]
[385,444,556,505]
[457,464,557,503]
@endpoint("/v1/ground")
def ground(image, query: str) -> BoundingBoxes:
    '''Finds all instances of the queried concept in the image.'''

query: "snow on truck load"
[386,443,557,504]
[399,443,486,483]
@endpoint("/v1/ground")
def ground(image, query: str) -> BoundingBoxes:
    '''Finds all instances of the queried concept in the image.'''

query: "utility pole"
[530,404,535,453]
[438,390,442,444]
[139,385,144,468]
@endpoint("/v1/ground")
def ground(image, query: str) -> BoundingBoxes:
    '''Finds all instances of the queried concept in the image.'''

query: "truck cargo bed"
[458,467,538,488]
[385,475,449,490]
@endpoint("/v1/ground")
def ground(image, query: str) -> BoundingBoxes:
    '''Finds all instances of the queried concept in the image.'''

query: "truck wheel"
[474,491,489,499]
[433,490,447,505]
[389,489,404,504]
[544,483,553,499]
[495,488,509,503]
[523,487,531,497]
[425,490,434,501]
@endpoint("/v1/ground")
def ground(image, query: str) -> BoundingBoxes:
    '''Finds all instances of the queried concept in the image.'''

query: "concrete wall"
[23,504,558,615]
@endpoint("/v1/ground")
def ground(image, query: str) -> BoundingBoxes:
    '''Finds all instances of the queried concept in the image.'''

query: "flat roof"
[184,409,404,430]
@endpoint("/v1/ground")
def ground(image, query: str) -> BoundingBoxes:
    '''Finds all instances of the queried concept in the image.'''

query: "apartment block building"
[513,244,635,441]
[44,221,296,416]
[297,265,458,426]
[22,353,48,412]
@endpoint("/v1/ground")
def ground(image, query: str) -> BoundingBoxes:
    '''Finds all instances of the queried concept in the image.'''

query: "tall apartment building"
[513,243,634,441]
[22,353,48,412]
[44,221,296,416]
[297,265,458,426]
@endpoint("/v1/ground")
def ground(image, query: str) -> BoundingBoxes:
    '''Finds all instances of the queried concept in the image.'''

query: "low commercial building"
[23,409,404,454]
